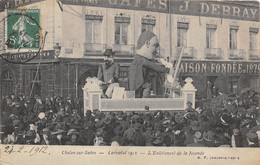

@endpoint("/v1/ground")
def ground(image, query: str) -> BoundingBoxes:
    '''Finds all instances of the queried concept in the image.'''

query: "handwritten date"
[4,145,50,156]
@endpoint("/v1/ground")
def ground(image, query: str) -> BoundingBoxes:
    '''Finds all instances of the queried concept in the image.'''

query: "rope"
[29,31,48,97]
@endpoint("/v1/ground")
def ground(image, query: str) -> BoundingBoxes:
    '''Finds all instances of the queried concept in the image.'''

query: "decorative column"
[181,77,197,109]
[82,77,102,115]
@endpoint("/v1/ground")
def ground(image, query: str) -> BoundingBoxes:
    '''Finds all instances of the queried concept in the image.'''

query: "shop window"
[207,76,218,97]
[230,26,239,49]
[177,23,188,47]
[30,69,41,82]
[141,15,156,33]
[1,70,15,96]
[229,76,239,94]
[206,24,217,48]
[249,28,259,50]
[2,70,14,80]
[249,76,260,88]
[230,81,238,94]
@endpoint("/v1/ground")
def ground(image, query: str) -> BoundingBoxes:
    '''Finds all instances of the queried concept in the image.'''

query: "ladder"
[163,47,184,98]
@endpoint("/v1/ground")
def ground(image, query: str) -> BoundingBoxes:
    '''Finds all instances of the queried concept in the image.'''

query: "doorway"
[1,70,15,97]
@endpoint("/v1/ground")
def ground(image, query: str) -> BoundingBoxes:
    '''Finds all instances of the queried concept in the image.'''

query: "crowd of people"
[0,89,259,147]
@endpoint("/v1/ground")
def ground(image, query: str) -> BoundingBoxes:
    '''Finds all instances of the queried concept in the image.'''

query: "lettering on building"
[179,62,260,74]
[1,0,259,22]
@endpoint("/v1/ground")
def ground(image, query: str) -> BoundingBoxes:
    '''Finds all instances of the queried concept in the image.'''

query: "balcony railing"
[84,43,107,54]
[228,49,245,60]
[181,47,195,58]
[113,44,135,55]
[204,48,222,59]
[249,49,260,60]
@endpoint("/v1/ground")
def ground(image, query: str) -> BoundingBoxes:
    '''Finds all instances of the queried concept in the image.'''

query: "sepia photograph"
[0,0,259,164]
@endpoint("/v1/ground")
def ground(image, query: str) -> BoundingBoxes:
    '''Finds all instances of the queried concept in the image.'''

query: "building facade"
[0,0,259,100]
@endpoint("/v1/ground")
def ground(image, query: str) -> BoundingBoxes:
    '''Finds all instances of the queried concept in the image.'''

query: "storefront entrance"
[1,70,15,97]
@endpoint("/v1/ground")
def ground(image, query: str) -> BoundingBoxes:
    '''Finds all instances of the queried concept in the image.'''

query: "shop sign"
[173,1,259,22]
[0,0,42,12]
[1,50,55,61]
[1,1,258,22]
[61,0,259,22]
[179,61,260,74]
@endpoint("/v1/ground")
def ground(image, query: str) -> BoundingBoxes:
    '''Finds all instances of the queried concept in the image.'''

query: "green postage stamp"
[6,9,40,50]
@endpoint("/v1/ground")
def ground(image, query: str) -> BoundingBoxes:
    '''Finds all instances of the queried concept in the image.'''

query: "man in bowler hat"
[98,48,120,98]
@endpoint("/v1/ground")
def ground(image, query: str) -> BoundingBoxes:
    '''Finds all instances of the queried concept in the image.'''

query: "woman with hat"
[3,120,25,144]
[246,132,259,147]
[50,129,66,145]
[161,122,176,146]
[116,111,129,132]
[24,130,38,145]
[65,129,80,145]
[111,124,127,146]
[94,129,106,146]
[69,109,83,130]
[132,123,145,146]
[202,130,216,147]
[142,122,154,146]
[79,121,95,145]
[187,131,205,147]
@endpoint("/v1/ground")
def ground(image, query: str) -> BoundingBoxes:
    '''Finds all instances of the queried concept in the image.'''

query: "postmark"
[0,9,42,64]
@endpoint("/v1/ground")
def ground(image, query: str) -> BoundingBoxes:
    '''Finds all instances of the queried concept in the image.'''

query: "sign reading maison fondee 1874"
[179,61,260,74]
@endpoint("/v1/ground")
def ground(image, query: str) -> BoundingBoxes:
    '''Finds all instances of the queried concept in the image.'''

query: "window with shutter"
[230,26,239,49]
[249,28,259,50]
[206,24,217,49]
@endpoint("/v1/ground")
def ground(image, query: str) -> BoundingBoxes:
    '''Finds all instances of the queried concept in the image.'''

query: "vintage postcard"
[0,0,260,165]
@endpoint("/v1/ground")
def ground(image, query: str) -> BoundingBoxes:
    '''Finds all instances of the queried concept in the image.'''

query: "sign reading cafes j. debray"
[0,0,259,21]
[62,0,260,21]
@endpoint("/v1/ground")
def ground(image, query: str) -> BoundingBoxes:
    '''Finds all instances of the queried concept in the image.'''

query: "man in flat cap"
[98,48,120,98]
[128,31,170,98]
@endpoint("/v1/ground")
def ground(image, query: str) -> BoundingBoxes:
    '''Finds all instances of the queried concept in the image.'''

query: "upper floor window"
[141,15,156,33]
[206,24,217,48]
[230,26,239,49]
[177,22,189,47]
[85,12,103,44]
[249,27,259,50]
[115,13,130,45]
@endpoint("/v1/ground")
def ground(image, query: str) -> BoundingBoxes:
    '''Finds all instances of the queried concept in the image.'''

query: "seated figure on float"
[128,31,170,98]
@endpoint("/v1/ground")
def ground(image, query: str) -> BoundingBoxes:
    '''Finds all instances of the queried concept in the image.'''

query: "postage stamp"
[6,9,40,50]
[0,9,42,63]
